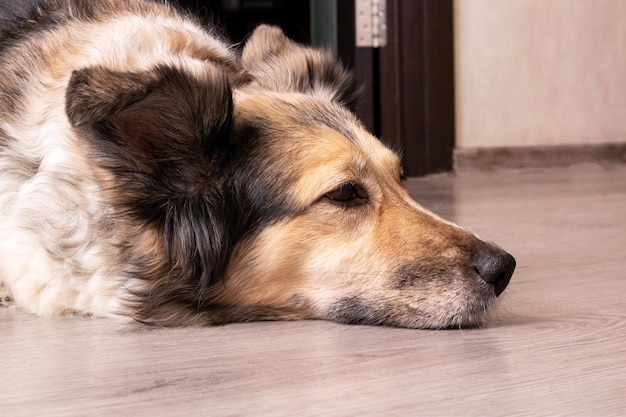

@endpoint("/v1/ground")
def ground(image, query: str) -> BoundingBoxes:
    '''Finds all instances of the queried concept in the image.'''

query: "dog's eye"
[324,182,367,206]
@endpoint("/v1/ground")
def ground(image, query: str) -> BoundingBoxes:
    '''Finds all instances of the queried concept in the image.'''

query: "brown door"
[337,0,455,177]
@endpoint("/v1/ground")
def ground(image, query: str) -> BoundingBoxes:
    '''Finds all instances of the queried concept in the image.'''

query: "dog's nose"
[473,250,516,296]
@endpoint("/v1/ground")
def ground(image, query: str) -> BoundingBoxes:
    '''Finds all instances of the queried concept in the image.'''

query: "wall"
[454,0,626,149]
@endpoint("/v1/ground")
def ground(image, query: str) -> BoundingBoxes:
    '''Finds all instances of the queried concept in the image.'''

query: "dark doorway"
[173,0,311,44]
[175,0,455,177]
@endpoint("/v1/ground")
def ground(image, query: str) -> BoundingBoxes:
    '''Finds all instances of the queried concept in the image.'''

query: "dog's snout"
[473,250,516,296]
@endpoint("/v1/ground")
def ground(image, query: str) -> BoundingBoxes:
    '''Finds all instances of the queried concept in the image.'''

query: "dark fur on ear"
[241,25,358,109]
[66,63,234,288]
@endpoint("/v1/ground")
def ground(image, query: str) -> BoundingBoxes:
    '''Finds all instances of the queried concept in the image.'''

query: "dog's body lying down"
[0,0,515,328]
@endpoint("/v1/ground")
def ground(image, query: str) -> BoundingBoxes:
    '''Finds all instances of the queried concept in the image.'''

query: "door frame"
[333,0,455,177]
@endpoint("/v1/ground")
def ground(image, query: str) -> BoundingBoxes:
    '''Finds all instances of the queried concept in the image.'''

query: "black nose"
[473,250,516,296]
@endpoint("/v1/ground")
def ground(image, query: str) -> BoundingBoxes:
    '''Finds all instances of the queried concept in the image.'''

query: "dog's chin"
[323,292,498,330]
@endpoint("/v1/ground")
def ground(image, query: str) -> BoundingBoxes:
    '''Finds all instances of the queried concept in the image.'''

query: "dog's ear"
[66,64,232,180]
[241,25,358,109]
[66,64,235,288]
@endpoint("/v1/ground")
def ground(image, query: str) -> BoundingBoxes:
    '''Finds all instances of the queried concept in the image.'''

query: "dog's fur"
[0,0,515,329]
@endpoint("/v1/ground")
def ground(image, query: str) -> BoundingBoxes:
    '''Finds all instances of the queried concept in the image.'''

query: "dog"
[0,0,515,329]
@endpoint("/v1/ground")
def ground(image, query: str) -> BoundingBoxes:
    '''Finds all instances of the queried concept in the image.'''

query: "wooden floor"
[2,163,625,416]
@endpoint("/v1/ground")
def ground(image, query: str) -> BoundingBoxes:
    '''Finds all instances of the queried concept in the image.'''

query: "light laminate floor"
[2,163,625,416]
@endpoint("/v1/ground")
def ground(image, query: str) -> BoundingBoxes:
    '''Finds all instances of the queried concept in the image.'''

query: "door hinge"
[355,0,387,48]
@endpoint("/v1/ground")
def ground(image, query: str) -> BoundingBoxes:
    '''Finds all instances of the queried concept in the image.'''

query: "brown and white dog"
[0,0,515,328]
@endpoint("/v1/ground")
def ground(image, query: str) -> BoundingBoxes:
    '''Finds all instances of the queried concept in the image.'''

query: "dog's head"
[65,25,514,328]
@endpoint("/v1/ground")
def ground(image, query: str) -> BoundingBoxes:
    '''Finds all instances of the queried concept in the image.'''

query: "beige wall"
[454,0,626,148]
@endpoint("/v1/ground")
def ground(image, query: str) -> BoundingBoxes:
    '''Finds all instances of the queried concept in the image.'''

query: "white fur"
[0,6,235,317]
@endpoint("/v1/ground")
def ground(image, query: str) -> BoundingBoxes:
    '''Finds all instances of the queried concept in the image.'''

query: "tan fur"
[204,96,498,328]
